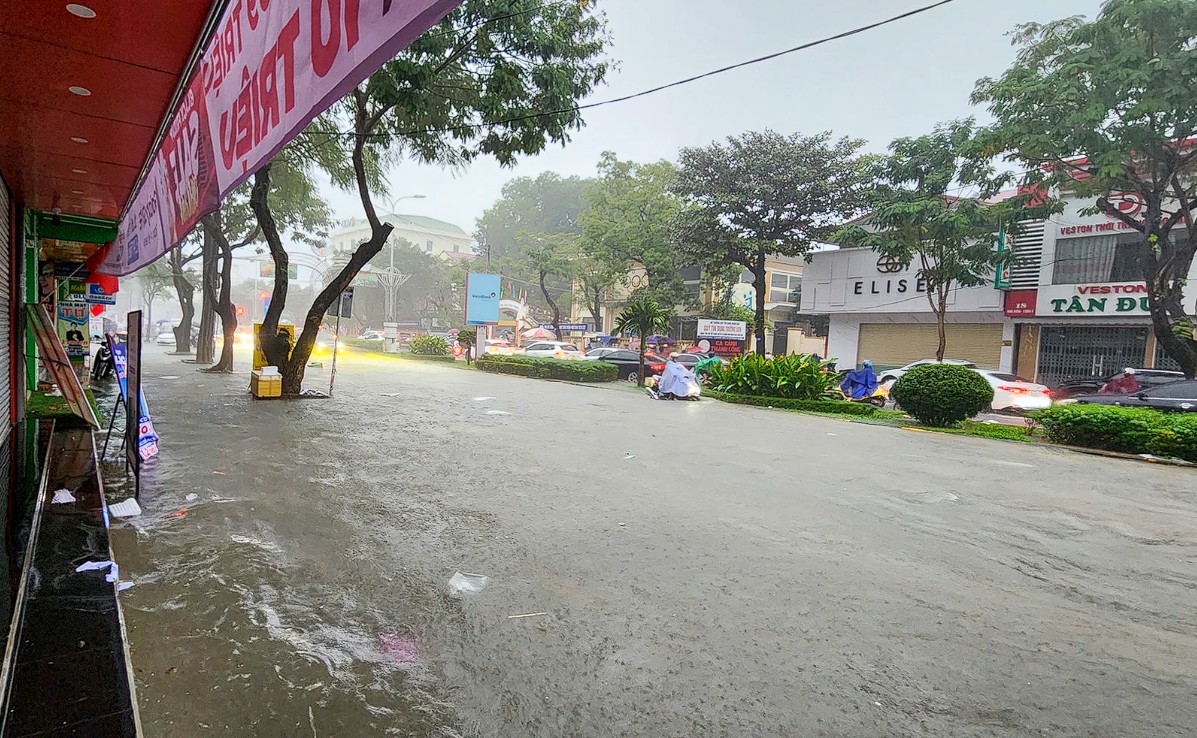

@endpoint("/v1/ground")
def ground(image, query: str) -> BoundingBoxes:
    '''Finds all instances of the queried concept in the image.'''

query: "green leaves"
[707,354,837,401]
[613,297,673,342]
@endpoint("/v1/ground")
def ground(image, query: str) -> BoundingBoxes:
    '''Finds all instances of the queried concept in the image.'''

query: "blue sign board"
[111,342,160,460]
[85,283,116,305]
[554,323,589,332]
[465,273,501,326]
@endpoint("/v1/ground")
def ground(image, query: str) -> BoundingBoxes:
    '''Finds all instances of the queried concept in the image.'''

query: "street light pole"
[377,193,426,323]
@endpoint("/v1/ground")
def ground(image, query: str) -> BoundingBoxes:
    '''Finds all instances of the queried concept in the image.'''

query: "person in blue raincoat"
[840,359,879,400]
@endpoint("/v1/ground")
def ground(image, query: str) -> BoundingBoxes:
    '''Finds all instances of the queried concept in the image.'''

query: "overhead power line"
[303,0,963,140]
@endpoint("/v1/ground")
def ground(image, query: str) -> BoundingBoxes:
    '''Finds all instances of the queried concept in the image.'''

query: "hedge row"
[1035,404,1197,462]
[476,354,618,382]
[705,389,877,416]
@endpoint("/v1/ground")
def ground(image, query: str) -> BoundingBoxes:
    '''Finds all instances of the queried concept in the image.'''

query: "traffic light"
[235,305,246,318]
[258,291,269,300]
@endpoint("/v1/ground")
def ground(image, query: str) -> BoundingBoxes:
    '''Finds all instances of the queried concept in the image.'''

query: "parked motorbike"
[91,336,115,381]
[645,373,702,401]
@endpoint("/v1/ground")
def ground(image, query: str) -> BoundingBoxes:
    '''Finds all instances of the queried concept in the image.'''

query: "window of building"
[1052,233,1157,284]
[425,240,433,253]
[769,272,802,304]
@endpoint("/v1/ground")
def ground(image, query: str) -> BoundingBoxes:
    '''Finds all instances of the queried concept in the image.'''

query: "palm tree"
[613,296,673,386]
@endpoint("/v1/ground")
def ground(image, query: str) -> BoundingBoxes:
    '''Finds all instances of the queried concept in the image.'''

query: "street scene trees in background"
[582,154,688,308]
[613,296,673,386]
[674,131,873,354]
[836,119,1041,362]
[973,0,1197,377]
[166,242,201,353]
[135,259,173,335]
[523,233,575,340]
[199,189,260,372]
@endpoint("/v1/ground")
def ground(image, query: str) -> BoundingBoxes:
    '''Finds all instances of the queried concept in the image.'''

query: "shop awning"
[0,1,217,222]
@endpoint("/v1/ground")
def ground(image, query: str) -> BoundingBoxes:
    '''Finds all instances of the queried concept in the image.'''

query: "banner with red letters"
[103,0,462,276]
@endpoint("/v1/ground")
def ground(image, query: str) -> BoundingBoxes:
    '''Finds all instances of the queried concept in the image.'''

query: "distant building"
[328,213,475,261]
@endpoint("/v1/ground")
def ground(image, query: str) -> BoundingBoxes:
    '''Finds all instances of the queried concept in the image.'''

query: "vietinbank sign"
[465,273,501,325]
[103,0,463,276]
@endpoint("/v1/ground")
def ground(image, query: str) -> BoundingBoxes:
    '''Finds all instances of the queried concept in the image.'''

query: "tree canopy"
[674,130,873,354]
[972,0,1197,376]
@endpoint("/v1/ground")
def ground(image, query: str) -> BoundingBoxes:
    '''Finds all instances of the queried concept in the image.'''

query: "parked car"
[1063,379,1197,412]
[1051,368,1184,400]
[483,339,514,355]
[976,371,1053,412]
[155,331,175,346]
[878,359,977,385]
[584,347,621,359]
[594,349,667,382]
[520,341,582,358]
[358,330,382,341]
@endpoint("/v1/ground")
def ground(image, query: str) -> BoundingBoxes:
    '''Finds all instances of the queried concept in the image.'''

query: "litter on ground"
[50,488,76,504]
[108,498,143,518]
[448,571,491,595]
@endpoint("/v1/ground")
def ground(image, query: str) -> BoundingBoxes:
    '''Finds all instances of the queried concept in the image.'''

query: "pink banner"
[103,0,462,275]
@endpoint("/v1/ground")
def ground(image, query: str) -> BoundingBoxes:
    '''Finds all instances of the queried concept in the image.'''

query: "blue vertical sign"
[465,273,501,326]
[110,341,161,461]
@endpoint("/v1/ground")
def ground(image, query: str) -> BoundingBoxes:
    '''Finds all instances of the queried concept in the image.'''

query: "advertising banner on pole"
[465,273,501,326]
[111,336,161,462]
[102,0,463,276]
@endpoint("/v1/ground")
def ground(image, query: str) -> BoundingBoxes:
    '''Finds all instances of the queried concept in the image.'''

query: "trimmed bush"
[410,335,450,356]
[476,354,618,382]
[346,338,383,351]
[1035,404,1195,461]
[402,353,458,362]
[891,363,993,427]
[708,353,837,400]
[705,389,877,416]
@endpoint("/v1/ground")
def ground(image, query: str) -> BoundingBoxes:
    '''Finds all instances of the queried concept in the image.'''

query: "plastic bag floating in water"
[448,571,491,595]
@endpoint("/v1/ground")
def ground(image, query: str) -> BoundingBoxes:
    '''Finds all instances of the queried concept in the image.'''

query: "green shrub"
[402,353,458,362]
[705,390,877,415]
[346,338,383,351]
[409,335,450,356]
[1034,404,1192,459]
[708,353,837,400]
[476,354,617,382]
[891,363,993,427]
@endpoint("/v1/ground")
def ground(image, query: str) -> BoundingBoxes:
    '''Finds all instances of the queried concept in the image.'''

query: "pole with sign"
[329,288,354,397]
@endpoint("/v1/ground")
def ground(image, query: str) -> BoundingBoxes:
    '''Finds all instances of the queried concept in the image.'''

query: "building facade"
[329,214,474,261]
[800,191,1197,383]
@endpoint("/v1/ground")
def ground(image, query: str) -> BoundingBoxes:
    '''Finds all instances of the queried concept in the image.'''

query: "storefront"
[800,246,1011,371]
[1002,193,1197,386]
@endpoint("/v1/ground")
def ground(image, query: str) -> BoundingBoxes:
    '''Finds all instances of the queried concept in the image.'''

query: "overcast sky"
[315,0,1104,241]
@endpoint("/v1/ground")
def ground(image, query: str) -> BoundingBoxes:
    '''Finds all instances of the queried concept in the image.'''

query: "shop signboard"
[84,283,117,305]
[694,337,746,357]
[553,323,589,332]
[1003,289,1037,317]
[696,319,748,340]
[56,297,90,379]
[465,273,501,325]
[110,337,160,462]
[1034,282,1179,317]
[102,0,463,276]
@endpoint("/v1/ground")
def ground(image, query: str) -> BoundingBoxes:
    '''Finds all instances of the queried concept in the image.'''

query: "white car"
[520,341,582,358]
[155,331,175,346]
[483,339,515,355]
[976,371,1052,412]
[878,359,977,384]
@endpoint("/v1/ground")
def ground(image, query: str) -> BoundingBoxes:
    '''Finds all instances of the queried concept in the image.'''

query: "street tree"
[456,328,476,364]
[167,241,202,352]
[199,184,260,371]
[972,0,1197,377]
[582,154,688,307]
[836,120,1042,362]
[523,233,575,339]
[475,172,592,264]
[255,0,610,394]
[573,252,622,334]
[675,130,873,355]
[613,296,673,386]
[135,259,173,334]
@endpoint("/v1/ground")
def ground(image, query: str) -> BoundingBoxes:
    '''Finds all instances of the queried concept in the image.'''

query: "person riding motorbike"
[840,359,879,401]
[657,352,701,400]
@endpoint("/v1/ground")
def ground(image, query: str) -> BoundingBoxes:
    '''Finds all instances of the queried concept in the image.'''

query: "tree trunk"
[249,164,293,371]
[589,285,603,335]
[637,345,646,387]
[934,301,947,362]
[753,249,767,356]
[169,247,195,354]
[144,298,154,340]
[201,212,238,373]
[539,269,563,340]
[196,226,218,363]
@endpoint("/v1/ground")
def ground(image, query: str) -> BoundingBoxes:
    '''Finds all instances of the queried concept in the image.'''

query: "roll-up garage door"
[0,177,10,446]
[858,323,1002,369]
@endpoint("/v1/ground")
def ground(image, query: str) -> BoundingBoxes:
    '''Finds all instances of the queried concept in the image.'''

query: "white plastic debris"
[108,498,142,518]
[185,493,199,502]
[159,375,180,380]
[117,582,135,592]
[51,488,76,504]
[623,453,635,460]
[485,410,510,415]
[75,560,114,573]
[473,396,496,401]
[448,571,491,595]
[105,563,120,583]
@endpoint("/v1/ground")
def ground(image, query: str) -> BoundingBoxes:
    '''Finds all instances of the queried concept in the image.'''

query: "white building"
[800,246,1011,372]
[801,191,1197,385]
[328,213,474,261]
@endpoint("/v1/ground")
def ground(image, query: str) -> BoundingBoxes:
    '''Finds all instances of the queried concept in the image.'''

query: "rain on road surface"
[107,347,1197,737]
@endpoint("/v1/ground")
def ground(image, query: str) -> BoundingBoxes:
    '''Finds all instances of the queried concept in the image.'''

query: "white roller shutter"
[858,323,1003,369]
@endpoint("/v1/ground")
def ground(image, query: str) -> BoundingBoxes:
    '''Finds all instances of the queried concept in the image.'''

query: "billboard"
[110,338,161,462]
[696,319,748,340]
[465,273,501,326]
[101,0,464,276]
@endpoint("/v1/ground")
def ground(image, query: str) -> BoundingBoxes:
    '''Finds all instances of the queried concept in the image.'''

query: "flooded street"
[107,347,1197,737]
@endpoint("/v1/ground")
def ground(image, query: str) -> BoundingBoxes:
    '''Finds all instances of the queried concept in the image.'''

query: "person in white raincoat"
[657,352,700,399]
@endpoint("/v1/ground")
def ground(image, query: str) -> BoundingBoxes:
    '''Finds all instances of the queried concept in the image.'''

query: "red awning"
[0,1,215,220]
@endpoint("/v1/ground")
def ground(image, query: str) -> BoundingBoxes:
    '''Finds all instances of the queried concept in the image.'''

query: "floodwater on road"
[106,347,1197,737]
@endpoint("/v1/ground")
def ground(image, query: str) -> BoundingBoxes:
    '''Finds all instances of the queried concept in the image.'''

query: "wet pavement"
[106,347,1197,737]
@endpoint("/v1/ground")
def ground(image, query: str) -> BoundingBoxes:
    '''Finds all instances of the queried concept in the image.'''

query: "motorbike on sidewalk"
[645,373,702,401]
